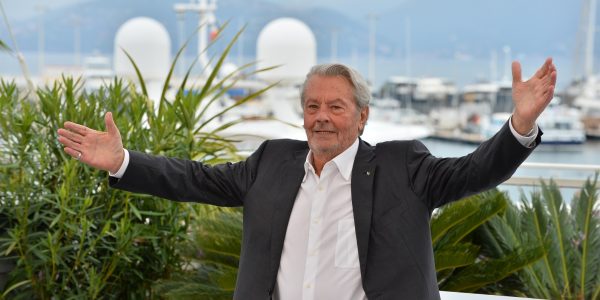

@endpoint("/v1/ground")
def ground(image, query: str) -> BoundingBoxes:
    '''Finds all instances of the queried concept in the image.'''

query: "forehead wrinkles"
[305,76,354,103]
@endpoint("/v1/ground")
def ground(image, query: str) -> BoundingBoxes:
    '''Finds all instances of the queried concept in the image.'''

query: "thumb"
[105,112,119,136]
[512,61,522,84]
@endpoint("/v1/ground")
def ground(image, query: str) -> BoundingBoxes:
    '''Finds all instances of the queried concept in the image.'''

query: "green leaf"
[442,246,545,292]
[571,174,600,298]
[432,190,507,247]
[1,280,31,297]
[0,39,12,53]
[121,48,148,97]
[435,243,480,271]
[541,180,574,298]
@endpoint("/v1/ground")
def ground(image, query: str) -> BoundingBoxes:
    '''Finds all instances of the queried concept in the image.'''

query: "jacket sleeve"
[108,140,268,207]
[406,121,540,211]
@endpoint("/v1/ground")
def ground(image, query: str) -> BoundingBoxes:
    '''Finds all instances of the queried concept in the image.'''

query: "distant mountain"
[4,0,594,84]
[9,0,394,59]
[6,0,587,60]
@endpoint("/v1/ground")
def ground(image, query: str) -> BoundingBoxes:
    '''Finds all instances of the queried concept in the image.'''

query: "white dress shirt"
[274,138,366,300]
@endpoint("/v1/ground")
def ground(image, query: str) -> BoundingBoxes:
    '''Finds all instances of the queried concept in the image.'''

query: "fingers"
[541,65,557,101]
[57,128,84,143]
[549,64,557,86]
[529,58,556,102]
[540,61,557,82]
[533,57,552,79]
[546,85,555,101]
[64,121,90,136]
[512,61,522,84]
[63,147,83,160]
[58,135,82,152]
[105,112,119,136]
[539,68,556,87]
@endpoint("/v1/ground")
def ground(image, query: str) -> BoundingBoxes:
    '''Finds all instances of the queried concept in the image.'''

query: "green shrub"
[153,207,242,300]
[0,26,267,298]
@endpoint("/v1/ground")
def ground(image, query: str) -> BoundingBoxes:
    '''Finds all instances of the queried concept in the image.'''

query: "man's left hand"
[511,57,557,135]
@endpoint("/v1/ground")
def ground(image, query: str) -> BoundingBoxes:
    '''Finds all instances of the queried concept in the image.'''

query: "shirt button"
[318,186,323,191]
[313,217,321,224]
[305,283,312,289]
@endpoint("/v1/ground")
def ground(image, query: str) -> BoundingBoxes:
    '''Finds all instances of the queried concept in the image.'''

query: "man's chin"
[309,142,339,156]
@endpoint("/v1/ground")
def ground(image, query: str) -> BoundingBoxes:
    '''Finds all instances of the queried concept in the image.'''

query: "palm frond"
[541,180,575,298]
[473,176,600,298]
[435,243,480,271]
[441,245,545,292]
[433,190,507,248]
[571,174,600,299]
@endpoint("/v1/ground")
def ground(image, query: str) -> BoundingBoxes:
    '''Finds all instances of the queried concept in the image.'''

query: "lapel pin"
[365,171,371,176]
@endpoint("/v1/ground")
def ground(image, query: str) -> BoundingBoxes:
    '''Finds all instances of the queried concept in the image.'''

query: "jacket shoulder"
[264,139,309,152]
[374,139,425,153]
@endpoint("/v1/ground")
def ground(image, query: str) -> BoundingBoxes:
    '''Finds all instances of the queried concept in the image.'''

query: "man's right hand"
[57,112,125,174]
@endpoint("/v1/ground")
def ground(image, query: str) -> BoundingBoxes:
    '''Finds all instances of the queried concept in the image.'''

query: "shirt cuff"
[108,149,130,178]
[508,116,538,148]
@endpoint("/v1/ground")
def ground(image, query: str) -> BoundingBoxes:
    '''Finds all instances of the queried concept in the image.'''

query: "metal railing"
[504,162,600,188]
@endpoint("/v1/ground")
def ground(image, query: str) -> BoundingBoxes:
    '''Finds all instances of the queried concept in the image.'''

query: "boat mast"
[0,0,35,93]
[173,0,217,78]
[367,13,377,86]
[502,45,511,83]
[585,0,597,77]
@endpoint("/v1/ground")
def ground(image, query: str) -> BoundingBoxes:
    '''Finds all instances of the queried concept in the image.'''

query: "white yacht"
[430,82,586,145]
[413,77,458,111]
[484,98,586,145]
[378,76,457,114]
[369,97,430,125]
[566,0,600,139]
[572,76,600,138]
[82,54,113,91]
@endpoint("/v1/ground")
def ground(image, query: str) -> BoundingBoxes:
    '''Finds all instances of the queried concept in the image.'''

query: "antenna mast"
[174,0,217,78]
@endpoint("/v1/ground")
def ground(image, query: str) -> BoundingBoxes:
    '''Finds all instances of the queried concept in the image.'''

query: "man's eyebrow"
[304,98,349,105]
[327,99,348,105]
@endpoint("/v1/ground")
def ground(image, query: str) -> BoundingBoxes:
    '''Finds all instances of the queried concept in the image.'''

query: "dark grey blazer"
[110,121,539,300]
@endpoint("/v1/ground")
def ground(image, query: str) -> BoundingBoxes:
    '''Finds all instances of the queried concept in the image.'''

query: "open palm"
[57,112,125,173]
[511,58,557,134]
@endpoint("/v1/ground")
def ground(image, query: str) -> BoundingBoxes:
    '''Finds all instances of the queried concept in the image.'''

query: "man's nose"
[315,107,330,122]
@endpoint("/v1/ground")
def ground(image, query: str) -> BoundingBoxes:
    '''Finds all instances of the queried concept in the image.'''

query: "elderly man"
[57,59,556,299]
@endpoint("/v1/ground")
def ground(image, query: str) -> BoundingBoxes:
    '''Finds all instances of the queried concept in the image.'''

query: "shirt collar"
[303,138,360,182]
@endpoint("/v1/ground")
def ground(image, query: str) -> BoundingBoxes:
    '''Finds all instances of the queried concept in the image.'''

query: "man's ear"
[359,106,369,131]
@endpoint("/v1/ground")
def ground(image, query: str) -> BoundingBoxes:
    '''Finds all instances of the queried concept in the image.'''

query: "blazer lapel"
[351,139,376,280]
[268,148,307,290]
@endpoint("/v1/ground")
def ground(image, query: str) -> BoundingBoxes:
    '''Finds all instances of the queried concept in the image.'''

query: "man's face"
[303,75,368,159]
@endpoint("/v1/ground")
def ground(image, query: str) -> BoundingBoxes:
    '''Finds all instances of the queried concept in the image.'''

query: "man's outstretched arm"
[409,58,556,209]
[57,112,260,206]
